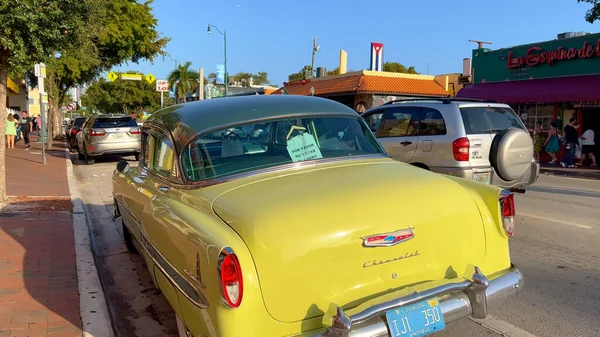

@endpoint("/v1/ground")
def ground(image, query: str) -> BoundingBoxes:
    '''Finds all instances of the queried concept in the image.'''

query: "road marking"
[520,212,594,229]
[471,315,538,337]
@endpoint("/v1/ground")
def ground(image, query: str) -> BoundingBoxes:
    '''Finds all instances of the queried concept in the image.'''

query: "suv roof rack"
[381,97,498,105]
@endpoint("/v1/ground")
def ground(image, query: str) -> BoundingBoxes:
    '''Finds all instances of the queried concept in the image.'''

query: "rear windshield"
[459,107,525,134]
[73,118,87,128]
[93,117,137,129]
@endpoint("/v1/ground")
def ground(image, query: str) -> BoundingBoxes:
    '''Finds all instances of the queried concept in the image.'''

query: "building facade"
[458,32,600,143]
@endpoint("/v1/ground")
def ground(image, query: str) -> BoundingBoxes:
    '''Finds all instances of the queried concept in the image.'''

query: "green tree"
[81,73,160,115]
[288,66,312,81]
[0,0,89,200]
[579,0,600,22]
[168,61,199,103]
[45,0,168,148]
[383,62,419,74]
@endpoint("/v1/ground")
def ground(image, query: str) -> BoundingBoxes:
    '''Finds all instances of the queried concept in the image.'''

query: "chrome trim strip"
[317,266,523,337]
[113,195,141,224]
[137,230,209,309]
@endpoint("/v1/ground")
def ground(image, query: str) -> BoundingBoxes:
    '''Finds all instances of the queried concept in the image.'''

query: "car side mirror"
[116,159,130,174]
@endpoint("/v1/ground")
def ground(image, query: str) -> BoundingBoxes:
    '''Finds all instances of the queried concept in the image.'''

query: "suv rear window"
[93,117,137,129]
[459,106,525,134]
[73,118,87,128]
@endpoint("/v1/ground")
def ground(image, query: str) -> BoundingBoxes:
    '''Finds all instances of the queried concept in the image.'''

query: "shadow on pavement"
[0,198,82,336]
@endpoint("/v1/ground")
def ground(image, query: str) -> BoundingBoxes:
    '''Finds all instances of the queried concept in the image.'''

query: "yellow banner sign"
[121,73,143,81]
[7,77,19,94]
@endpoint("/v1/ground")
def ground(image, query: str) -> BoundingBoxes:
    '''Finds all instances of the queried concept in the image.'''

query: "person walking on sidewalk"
[20,111,32,150]
[13,113,21,143]
[544,121,561,164]
[5,113,17,148]
[577,128,597,167]
[533,121,544,162]
[561,117,580,168]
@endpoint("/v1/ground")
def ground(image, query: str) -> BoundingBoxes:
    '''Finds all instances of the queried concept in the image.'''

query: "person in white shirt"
[577,128,596,167]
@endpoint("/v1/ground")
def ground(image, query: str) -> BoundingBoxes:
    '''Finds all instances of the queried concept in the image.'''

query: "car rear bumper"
[433,161,540,189]
[311,265,523,337]
[88,141,140,156]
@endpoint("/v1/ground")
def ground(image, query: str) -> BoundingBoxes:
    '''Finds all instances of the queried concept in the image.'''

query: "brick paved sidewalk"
[1,136,83,337]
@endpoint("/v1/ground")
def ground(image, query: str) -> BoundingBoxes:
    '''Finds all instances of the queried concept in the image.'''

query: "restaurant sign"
[472,33,600,83]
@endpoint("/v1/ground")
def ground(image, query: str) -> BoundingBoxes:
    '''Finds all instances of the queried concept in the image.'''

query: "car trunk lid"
[211,160,487,323]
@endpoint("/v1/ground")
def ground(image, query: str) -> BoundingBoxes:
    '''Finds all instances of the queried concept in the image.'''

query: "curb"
[540,168,600,180]
[64,149,115,337]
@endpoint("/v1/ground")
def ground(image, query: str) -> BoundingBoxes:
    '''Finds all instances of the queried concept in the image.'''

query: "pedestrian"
[19,111,32,150]
[31,115,37,132]
[560,117,580,168]
[5,113,17,148]
[544,121,561,164]
[577,128,596,167]
[36,114,42,133]
[533,121,543,162]
[13,114,21,143]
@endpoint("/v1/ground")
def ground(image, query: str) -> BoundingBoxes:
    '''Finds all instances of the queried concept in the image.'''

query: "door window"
[363,111,384,133]
[379,108,421,137]
[140,131,151,167]
[149,132,175,178]
[418,108,447,136]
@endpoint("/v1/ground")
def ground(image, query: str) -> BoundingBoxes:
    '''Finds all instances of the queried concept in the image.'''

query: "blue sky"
[115,0,599,87]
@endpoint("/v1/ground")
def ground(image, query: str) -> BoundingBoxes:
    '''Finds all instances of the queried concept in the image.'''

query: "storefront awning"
[7,77,19,94]
[457,74,600,103]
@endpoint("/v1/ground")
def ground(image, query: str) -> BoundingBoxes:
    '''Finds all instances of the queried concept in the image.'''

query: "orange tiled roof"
[274,72,450,97]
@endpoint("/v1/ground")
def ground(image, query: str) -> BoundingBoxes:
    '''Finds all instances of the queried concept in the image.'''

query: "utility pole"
[469,40,492,49]
[34,63,47,165]
[199,67,205,100]
[310,36,320,78]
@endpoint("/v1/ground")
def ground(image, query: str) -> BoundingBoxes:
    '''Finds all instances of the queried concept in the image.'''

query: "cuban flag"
[370,42,384,72]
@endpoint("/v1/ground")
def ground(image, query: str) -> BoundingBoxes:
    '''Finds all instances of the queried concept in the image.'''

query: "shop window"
[514,104,554,131]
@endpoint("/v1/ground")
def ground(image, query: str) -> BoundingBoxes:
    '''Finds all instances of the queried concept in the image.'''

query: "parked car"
[76,115,141,165]
[66,117,88,150]
[112,95,523,337]
[361,98,539,192]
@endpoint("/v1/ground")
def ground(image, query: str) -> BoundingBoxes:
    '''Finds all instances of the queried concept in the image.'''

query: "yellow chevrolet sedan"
[112,95,523,337]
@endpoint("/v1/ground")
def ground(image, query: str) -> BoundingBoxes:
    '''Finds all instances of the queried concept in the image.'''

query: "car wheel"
[84,146,95,165]
[134,152,140,161]
[77,147,85,160]
[122,222,138,254]
[490,128,533,181]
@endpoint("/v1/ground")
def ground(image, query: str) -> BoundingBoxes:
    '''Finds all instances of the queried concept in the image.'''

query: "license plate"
[112,133,124,139]
[472,172,491,184]
[385,298,445,337]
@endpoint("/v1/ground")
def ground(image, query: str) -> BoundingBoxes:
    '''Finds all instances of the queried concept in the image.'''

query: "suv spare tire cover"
[490,128,533,181]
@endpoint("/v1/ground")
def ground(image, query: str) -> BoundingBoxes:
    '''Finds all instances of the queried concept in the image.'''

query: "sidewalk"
[539,163,600,180]
[0,135,110,337]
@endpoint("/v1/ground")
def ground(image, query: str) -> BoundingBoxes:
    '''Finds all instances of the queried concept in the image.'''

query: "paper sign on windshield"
[287,133,323,162]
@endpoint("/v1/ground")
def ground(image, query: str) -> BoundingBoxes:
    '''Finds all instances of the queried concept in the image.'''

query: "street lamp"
[207,24,227,97]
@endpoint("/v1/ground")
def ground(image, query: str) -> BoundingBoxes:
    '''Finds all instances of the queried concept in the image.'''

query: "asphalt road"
[71,155,600,337]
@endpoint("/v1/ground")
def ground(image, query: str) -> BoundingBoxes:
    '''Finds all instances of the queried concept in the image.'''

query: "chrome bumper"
[313,265,523,337]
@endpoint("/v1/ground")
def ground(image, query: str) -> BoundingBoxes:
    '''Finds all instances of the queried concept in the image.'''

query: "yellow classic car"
[112,95,523,337]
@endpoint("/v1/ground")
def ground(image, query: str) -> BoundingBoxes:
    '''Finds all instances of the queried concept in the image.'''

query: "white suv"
[361,98,539,192]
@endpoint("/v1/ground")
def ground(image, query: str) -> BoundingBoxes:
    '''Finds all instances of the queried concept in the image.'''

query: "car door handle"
[400,141,413,146]
[158,186,169,192]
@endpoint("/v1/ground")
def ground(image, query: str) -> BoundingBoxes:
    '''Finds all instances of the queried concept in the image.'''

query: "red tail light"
[89,129,106,137]
[499,190,515,236]
[71,128,78,135]
[452,137,470,161]
[218,248,243,308]
[129,128,141,135]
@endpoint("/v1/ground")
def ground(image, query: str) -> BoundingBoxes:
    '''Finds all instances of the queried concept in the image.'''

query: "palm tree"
[168,61,199,103]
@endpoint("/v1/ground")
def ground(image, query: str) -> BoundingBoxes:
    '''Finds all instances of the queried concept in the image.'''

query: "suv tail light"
[89,129,106,137]
[71,128,78,135]
[129,127,141,135]
[499,190,515,236]
[452,137,470,161]
[218,248,243,308]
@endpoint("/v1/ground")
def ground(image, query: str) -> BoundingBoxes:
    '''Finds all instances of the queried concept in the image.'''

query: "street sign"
[67,102,76,111]
[156,80,169,92]
[144,73,156,84]
[121,73,143,81]
[41,93,48,104]
[35,63,47,78]
[107,71,118,82]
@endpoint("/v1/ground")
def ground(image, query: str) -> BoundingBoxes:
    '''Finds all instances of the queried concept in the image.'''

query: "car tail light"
[129,127,141,135]
[71,128,78,135]
[218,248,243,308]
[89,129,106,136]
[452,137,470,161]
[499,190,515,236]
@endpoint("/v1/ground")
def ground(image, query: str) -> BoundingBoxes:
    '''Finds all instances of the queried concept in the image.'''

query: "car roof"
[362,99,512,115]
[146,95,358,147]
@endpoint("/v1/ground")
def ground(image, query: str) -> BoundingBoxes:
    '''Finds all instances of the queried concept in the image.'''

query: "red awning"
[457,75,600,103]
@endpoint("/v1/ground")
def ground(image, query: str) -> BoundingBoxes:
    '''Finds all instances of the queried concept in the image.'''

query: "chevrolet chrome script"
[363,250,420,268]
[362,228,415,247]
